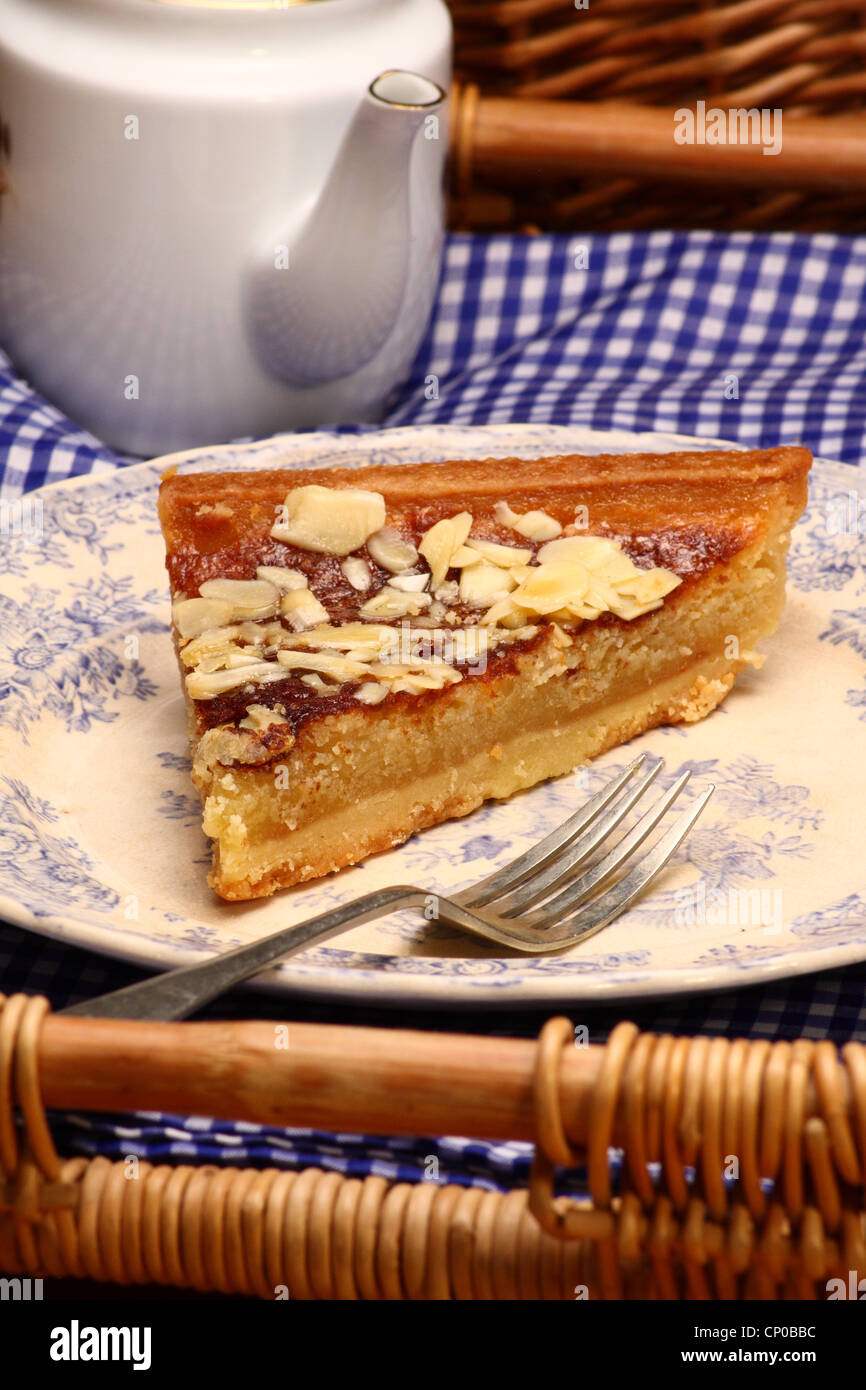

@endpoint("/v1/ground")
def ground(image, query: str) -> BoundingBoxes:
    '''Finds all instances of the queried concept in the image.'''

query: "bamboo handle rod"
[37,1016,834,1147]
[464,98,866,192]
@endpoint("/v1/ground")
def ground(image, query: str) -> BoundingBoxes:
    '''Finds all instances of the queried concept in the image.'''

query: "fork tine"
[458,753,648,909]
[515,770,692,924]
[532,785,715,951]
[481,757,664,915]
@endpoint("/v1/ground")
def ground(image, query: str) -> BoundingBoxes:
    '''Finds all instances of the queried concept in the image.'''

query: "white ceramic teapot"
[0,0,451,456]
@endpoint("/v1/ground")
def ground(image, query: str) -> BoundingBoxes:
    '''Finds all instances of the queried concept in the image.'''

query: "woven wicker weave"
[450,0,866,108]
[446,0,866,231]
[2,995,866,1299]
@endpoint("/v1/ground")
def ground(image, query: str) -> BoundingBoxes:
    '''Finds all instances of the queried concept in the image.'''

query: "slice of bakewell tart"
[158,446,811,900]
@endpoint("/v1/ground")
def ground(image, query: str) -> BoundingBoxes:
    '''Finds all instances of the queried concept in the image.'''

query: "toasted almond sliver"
[433,580,459,604]
[360,587,432,619]
[301,672,333,693]
[459,561,517,609]
[367,527,419,574]
[537,535,629,573]
[366,660,462,685]
[173,596,235,639]
[239,703,290,731]
[465,538,533,568]
[237,619,285,645]
[276,649,372,680]
[447,627,491,661]
[356,682,389,705]
[480,597,524,628]
[194,652,232,674]
[341,557,372,591]
[607,593,662,620]
[281,589,330,631]
[179,624,243,667]
[391,673,448,693]
[585,578,621,612]
[613,567,682,602]
[255,565,309,593]
[417,512,473,589]
[224,650,270,669]
[511,559,591,614]
[271,485,386,556]
[494,501,562,542]
[449,546,484,569]
[186,661,284,700]
[388,572,429,593]
[592,551,643,585]
[199,578,280,615]
[274,621,390,649]
[562,603,603,621]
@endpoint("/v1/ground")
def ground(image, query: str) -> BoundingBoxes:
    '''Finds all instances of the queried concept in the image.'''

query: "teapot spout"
[247,70,446,389]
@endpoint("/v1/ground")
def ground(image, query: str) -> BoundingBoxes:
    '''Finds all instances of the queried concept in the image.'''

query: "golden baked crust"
[158,447,811,899]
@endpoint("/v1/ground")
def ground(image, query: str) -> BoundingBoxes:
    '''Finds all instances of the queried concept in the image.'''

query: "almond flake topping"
[360,586,432,619]
[512,559,590,615]
[465,538,533,567]
[367,527,419,574]
[449,545,482,569]
[199,578,281,621]
[494,501,562,541]
[271,485,386,556]
[281,589,329,631]
[301,672,331,694]
[276,650,372,681]
[186,661,287,700]
[179,623,243,666]
[459,561,518,609]
[417,512,473,589]
[178,490,682,711]
[239,704,290,731]
[277,622,393,653]
[388,573,429,593]
[356,682,388,706]
[341,557,372,591]
[173,596,234,639]
[256,565,309,592]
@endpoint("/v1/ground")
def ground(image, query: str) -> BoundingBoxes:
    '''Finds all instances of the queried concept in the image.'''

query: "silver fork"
[61,754,712,1022]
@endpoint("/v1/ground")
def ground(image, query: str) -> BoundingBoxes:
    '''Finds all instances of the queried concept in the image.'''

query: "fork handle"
[61,886,424,1021]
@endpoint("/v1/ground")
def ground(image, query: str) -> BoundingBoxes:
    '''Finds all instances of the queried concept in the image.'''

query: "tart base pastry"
[158,446,811,900]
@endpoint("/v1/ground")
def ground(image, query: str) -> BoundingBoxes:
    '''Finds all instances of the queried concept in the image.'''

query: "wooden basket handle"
[450,82,866,193]
[3,998,866,1296]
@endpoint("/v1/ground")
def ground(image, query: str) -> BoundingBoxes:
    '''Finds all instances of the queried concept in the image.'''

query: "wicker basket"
[446,0,866,231]
[3,995,866,1300]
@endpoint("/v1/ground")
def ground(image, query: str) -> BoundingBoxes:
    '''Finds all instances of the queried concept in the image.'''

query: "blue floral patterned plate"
[1,425,863,1006]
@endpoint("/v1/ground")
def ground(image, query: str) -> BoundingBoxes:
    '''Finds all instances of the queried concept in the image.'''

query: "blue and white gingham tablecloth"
[2,230,866,1190]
